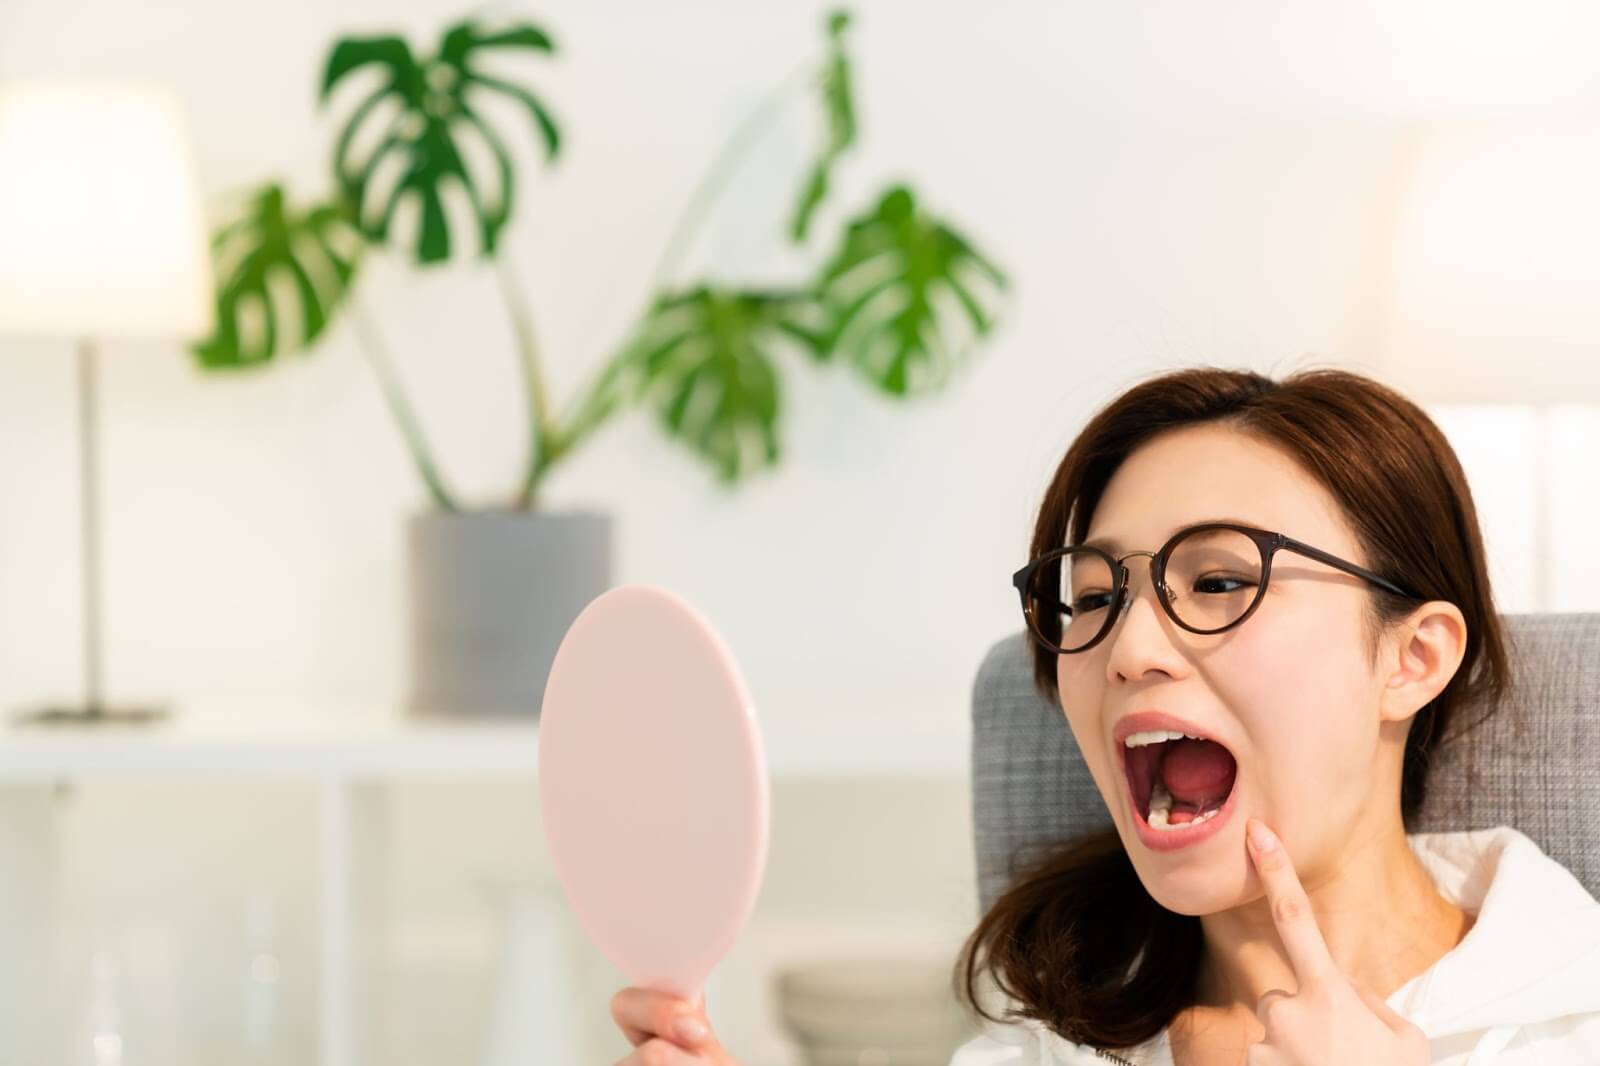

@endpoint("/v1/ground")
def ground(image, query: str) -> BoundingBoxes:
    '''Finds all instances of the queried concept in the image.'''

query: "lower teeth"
[1146,782,1223,831]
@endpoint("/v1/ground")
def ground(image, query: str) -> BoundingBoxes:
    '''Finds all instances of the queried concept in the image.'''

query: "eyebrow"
[1080,516,1261,554]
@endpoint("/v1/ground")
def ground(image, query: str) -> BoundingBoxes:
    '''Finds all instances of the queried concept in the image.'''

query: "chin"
[1135,868,1247,916]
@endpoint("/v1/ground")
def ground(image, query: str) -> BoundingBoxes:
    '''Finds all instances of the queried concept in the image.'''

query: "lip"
[1113,709,1240,853]
[1112,709,1229,748]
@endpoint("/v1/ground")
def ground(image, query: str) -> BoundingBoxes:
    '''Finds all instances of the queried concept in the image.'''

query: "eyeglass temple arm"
[1277,536,1421,601]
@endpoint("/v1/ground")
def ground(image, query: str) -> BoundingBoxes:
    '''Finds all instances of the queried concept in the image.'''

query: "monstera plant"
[193,8,1009,512]
[192,8,1009,716]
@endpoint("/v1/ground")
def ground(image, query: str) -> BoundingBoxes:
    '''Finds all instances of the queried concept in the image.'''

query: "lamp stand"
[12,338,168,726]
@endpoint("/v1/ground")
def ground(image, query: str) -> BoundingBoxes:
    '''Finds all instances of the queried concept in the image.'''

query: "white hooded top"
[948,825,1600,1065]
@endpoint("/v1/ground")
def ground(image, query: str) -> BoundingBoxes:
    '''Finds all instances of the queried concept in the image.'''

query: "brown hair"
[951,365,1510,1050]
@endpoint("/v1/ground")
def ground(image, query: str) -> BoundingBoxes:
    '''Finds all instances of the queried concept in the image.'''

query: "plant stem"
[347,295,460,512]
[537,60,820,478]
[652,60,817,288]
[493,251,556,511]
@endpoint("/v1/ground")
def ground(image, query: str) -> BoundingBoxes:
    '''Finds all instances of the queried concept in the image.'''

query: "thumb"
[674,990,717,1049]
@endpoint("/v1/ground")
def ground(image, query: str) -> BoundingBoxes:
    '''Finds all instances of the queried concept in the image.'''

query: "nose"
[1114,551,1167,625]
[1102,552,1182,679]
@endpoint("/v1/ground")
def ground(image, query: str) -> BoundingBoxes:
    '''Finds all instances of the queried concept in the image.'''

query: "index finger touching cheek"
[1247,817,1336,988]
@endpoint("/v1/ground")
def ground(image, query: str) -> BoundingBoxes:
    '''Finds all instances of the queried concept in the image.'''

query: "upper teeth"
[1123,729,1202,748]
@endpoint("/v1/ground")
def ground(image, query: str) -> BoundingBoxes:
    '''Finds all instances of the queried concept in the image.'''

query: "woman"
[607,366,1600,1065]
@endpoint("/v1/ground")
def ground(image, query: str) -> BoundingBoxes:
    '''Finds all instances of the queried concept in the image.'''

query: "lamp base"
[11,702,170,726]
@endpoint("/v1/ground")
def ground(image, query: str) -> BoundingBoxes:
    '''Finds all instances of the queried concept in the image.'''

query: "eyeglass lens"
[1025,527,1263,651]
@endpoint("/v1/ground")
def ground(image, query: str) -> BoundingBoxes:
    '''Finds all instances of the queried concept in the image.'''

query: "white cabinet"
[0,709,971,1065]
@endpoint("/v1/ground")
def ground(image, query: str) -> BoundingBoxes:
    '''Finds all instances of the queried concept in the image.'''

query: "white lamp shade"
[0,80,214,339]
[1369,122,1600,406]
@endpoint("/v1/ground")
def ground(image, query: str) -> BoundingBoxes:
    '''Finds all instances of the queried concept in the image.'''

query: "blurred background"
[2,1,1600,1064]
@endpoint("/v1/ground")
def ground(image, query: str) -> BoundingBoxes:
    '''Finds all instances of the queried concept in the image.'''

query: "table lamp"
[1363,120,1600,612]
[0,81,214,723]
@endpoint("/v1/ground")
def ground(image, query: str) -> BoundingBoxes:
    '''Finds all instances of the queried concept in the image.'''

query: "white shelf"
[0,704,969,1066]
[0,706,970,780]
[0,708,538,779]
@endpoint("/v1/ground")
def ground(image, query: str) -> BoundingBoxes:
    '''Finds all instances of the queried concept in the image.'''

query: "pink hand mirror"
[538,583,770,1007]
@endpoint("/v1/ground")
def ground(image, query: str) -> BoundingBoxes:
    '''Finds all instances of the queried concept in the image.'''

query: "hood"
[1388,824,1600,1039]
[952,825,1600,1066]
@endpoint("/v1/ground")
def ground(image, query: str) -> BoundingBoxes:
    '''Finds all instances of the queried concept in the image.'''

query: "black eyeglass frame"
[1010,522,1425,656]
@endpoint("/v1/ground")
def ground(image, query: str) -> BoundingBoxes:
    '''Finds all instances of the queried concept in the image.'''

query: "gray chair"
[969,612,1600,915]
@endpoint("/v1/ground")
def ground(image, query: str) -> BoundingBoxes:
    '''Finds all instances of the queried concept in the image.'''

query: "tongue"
[1160,738,1236,821]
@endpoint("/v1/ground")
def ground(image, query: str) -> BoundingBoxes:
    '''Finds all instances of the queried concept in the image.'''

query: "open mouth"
[1121,732,1238,829]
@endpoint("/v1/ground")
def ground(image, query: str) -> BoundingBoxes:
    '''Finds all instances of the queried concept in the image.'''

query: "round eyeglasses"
[1010,522,1422,655]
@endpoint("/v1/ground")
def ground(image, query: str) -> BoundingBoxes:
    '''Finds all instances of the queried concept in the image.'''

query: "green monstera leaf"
[619,286,822,484]
[812,184,1008,395]
[192,183,364,369]
[319,17,561,264]
[790,9,856,244]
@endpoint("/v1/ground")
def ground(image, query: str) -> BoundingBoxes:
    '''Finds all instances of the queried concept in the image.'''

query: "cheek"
[1220,607,1375,809]
[1056,650,1077,689]
[1056,675,1123,811]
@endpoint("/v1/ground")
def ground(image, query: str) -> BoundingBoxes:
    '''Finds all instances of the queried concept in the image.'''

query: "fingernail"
[1248,819,1277,853]
[675,1017,707,1043]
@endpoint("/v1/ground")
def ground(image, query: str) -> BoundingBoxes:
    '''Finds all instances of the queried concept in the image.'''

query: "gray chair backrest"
[970,612,1600,915]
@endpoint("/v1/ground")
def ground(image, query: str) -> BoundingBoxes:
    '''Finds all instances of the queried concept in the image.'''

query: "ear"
[1378,600,1467,727]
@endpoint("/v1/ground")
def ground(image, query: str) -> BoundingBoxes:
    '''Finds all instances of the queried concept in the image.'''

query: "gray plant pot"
[406,509,614,717]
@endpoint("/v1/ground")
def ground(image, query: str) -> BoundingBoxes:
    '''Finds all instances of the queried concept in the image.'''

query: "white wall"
[3,1,1600,1063]
[4,0,1598,720]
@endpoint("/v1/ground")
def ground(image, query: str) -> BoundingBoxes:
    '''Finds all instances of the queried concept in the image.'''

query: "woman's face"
[1056,424,1407,913]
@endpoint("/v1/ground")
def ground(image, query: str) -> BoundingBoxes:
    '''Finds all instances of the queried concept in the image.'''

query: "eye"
[1071,591,1114,613]
[1195,575,1253,594]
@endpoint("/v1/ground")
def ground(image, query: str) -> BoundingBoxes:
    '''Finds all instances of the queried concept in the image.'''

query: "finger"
[1246,818,1336,987]
[610,986,706,1050]
[1254,987,1293,1030]
[1244,1043,1286,1066]
[619,1037,702,1065]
